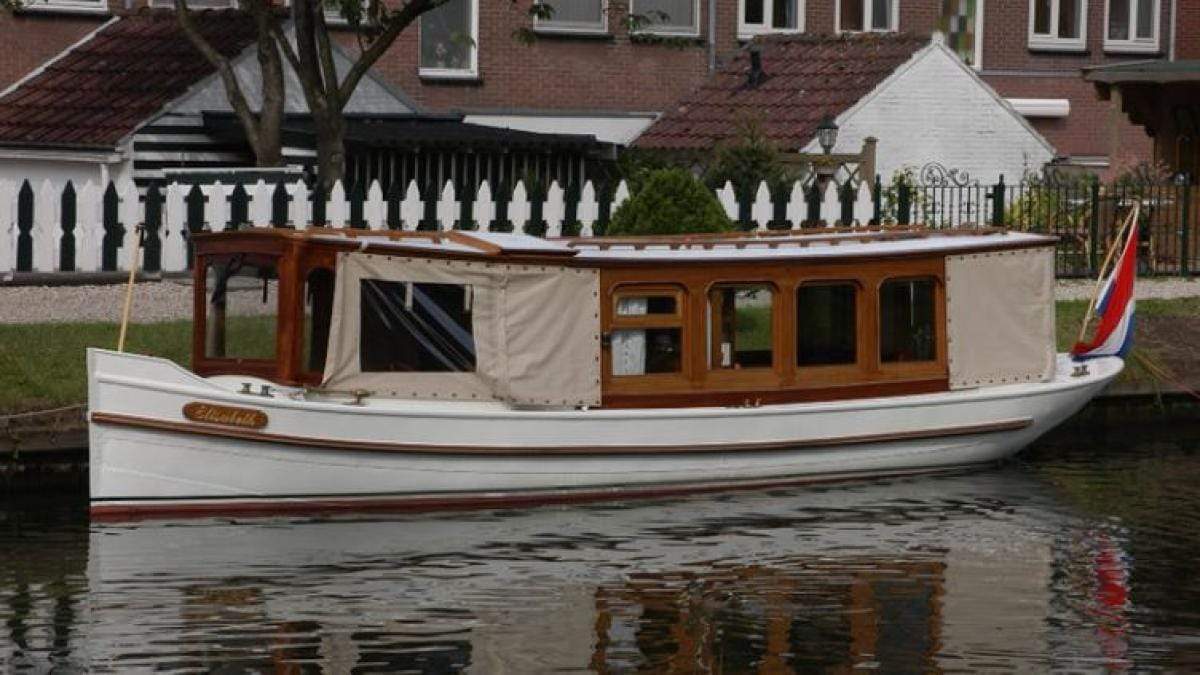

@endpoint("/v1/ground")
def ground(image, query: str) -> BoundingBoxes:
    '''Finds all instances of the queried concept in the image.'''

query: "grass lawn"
[0,316,274,414]
[2,298,1196,414]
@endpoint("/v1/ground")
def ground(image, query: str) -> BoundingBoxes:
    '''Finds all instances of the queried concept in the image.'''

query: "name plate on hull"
[183,402,268,430]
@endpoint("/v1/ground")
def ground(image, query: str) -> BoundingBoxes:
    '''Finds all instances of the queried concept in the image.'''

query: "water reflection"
[4,425,1200,672]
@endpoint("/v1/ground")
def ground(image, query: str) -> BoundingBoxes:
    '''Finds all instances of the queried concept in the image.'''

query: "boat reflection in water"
[70,468,1133,672]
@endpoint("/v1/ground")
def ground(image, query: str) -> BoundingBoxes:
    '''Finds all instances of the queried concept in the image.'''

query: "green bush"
[608,168,733,236]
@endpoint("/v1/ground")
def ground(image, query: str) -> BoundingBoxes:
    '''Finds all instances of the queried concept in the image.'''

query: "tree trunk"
[313,112,346,191]
[252,16,285,168]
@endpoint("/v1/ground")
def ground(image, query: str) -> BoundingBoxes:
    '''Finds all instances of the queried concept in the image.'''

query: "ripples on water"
[3,418,1200,673]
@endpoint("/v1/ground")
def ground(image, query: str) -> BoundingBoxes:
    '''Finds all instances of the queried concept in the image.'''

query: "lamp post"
[816,116,838,155]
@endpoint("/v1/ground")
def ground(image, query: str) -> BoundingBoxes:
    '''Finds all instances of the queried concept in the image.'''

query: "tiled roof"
[636,33,929,152]
[0,10,258,149]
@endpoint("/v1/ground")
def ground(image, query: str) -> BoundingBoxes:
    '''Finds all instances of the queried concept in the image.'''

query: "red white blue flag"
[1071,222,1138,360]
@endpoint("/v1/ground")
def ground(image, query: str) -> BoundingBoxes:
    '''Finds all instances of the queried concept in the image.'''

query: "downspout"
[707,0,717,71]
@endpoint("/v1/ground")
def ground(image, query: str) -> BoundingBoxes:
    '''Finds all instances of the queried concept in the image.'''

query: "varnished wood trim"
[601,378,951,408]
[90,411,1031,457]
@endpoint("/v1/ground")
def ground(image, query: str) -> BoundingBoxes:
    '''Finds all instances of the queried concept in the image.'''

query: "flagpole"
[1076,203,1139,346]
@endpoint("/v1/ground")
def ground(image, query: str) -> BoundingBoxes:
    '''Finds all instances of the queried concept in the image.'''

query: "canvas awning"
[322,252,601,407]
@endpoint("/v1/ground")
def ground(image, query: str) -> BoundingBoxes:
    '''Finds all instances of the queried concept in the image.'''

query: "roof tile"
[0,9,258,149]
[637,33,928,152]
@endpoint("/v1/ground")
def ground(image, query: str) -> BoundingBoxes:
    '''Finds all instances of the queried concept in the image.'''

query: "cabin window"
[610,288,684,377]
[359,280,476,373]
[204,256,278,361]
[302,268,335,375]
[708,284,774,369]
[797,282,857,366]
[879,278,936,363]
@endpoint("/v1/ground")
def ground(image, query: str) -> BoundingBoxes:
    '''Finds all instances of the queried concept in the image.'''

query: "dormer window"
[837,0,898,33]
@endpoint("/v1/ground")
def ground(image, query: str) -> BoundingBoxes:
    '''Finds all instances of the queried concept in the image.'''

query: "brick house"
[0,0,1187,175]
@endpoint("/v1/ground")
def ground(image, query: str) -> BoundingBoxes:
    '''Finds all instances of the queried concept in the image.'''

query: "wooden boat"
[86,227,1122,518]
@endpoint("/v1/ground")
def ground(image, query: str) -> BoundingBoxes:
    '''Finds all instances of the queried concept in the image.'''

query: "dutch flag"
[1071,221,1139,360]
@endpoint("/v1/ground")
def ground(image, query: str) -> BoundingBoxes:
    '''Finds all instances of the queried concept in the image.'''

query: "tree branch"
[336,0,441,107]
[174,0,264,157]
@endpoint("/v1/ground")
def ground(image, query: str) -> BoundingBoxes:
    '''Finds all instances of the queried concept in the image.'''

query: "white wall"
[816,45,1056,184]
[0,154,133,190]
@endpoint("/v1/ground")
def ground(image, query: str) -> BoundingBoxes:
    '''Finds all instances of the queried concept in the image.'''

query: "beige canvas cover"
[946,246,1056,390]
[323,253,601,407]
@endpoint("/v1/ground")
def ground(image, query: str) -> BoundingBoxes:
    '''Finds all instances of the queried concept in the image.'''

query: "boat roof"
[276,227,1056,263]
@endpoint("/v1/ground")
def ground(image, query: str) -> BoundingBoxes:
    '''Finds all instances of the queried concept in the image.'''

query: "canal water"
[3,414,1200,672]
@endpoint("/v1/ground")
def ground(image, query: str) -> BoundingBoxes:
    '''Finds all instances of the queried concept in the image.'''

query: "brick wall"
[1178,0,1200,59]
[0,12,108,92]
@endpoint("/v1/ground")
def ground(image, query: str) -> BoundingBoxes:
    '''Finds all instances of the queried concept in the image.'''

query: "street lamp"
[816,116,839,155]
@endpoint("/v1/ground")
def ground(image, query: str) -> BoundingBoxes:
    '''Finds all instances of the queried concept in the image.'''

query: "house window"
[837,0,898,33]
[1105,0,1159,52]
[633,0,700,36]
[939,0,984,68]
[609,287,684,377]
[708,284,774,369]
[879,278,936,363]
[359,281,477,373]
[1029,0,1087,51]
[739,0,803,38]
[797,282,858,367]
[420,0,478,78]
[534,0,608,34]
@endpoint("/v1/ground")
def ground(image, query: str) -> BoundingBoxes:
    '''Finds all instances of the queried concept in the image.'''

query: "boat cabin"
[190,228,1058,408]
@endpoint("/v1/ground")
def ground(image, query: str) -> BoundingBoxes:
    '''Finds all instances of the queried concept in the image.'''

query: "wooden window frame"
[603,284,691,391]
[794,279,869,385]
[704,280,782,391]
[876,275,946,382]
[193,251,286,382]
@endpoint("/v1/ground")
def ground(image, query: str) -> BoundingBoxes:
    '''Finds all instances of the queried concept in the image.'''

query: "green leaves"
[608,168,733,236]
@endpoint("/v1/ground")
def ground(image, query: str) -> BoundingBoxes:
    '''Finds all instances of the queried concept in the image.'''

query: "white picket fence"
[0,177,875,275]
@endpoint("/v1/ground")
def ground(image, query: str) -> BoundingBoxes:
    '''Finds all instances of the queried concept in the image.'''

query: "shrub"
[608,168,733,236]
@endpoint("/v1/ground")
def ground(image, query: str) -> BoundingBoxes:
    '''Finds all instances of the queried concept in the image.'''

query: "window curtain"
[611,297,648,376]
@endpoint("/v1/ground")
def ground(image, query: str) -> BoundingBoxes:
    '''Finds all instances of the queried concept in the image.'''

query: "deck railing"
[0,175,1195,279]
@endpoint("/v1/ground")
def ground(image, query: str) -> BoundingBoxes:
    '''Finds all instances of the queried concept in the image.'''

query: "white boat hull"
[86,348,1122,517]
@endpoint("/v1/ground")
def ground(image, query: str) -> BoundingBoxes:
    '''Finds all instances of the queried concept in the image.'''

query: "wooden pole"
[1076,203,1139,345]
[116,225,144,353]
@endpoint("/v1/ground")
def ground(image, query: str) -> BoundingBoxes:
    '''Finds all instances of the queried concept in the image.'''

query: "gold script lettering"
[183,402,268,430]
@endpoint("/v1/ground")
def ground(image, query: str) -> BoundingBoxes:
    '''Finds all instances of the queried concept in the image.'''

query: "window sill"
[737,27,805,41]
[531,26,612,39]
[1027,38,1087,53]
[1102,41,1161,54]
[419,70,482,84]
[14,2,109,15]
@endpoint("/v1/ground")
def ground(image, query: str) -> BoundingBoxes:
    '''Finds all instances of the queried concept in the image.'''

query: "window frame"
[17,0,112,13]
[876,275,943,374]
[834,0,899,34]
[940,0,985,69]
[1103,0,1160,53]
[631,0,702,37]
[706,281,778,373]
[194,252,284,381]
[605,284,689,383]
[533,0,611,36]
[1028,0,1088,52]
[418,0,481,80]
[738,0,805,40]
[795,280,863,373]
